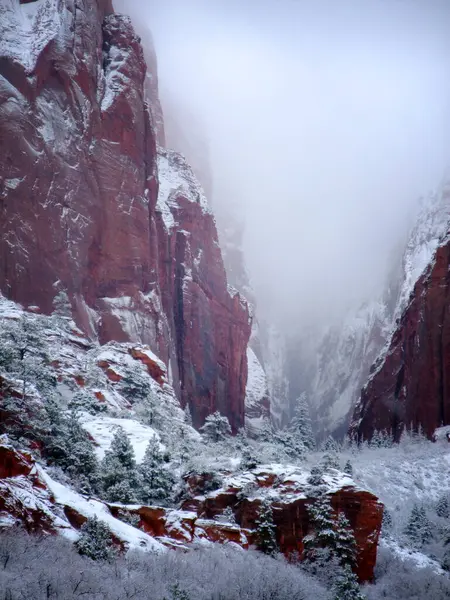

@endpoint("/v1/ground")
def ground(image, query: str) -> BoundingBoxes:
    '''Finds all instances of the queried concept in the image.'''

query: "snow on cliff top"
[397,183,450,319]
[0,0,61,73]
[156,148,211,230]
[360,182,450,392]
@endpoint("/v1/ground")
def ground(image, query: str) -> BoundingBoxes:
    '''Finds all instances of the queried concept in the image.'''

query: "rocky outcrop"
[180,466,383,583]
[0,441,59,532]
[351,232,450,441]
[0,0,250,430]
[0,440,382,581]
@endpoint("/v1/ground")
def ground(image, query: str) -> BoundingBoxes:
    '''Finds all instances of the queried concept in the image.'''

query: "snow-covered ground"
[350,440,450,512]
[80,415,162,462]
[39,468,165,553]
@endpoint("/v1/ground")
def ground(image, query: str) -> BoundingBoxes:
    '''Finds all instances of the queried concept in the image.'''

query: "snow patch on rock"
[156,148,211,231]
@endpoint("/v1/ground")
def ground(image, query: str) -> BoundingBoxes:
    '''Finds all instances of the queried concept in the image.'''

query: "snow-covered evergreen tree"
[75,516,115,561]
[183,404,193,426]
[303,493,357,572]
[334,513,358,569]
[139,436,174,506]
[135,391,165,429]
[343,460,354,477]
[255,500,278,555]
[199,411,231,442]
[290,392,316,450]
[404,504,433,547]
[436,495,450,519]
[259,417,275,443]
[332,566,366,600]
[167,583,191,600]
[307,465,326,489]
[64,411,99,489]
[101,426,138,503]
[0,316,55,398]
[175,425,195,465]
[240,444,260,471]
[320,436,340,470]
[274,428,306,459]
[68,389,105,415]
[119,363,149,403]
[218,506,236,525]
[381,508,393,538]
[369,429,392,448]
[303,494,337,566]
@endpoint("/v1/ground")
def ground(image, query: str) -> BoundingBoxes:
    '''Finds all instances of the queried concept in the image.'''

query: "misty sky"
[117,0,450,329]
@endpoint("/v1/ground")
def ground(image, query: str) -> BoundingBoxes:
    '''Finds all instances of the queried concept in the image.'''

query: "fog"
[117,0,450,330]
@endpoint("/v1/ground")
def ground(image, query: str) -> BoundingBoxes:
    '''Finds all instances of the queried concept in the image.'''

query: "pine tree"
[259,417,275,443]
[334,513,358,569]
[176,426,194,465]
[303,494,337,565]
[101,426,138,503]
[52,290,72,319]
[303,493,358,572]
[255,501,278,555]
[404,504,433,547]
[307,465,326,489]
[240,445,260,471]
[275,428,305,459]
[75,516,115,561]
[343,460,354,477]
[436,495,450,519]
[320,435,340,471]
[218,506,236,525]
[139,436,174,506]
[332,566,366,600]
[64,411,99,490]
[135,391,164,429]
[0,316,54,399]
[69,389,105,415]
[321,450,340,471]
[442,548,450,572]
[235,427,248,449]
[167,583,190,600]
[199,411,231,442]
[381,508,393,537]
[119,363,149,403]
[51,290,72,334]
[290,393,316,450]
[184,404,193,426]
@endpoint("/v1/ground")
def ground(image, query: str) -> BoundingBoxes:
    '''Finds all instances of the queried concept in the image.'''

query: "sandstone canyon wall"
[351,184,450,441]
[0,0,250,431]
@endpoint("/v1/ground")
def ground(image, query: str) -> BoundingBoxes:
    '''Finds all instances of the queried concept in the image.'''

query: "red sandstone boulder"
[0,442,33,479]
[128,347,166,385]
[181,465,383,582]
[0,441,57,533]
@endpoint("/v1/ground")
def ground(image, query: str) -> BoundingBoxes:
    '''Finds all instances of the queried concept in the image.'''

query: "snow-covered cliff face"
[351,182,450,440]
[0,0,251,431]
[288,181,450,439]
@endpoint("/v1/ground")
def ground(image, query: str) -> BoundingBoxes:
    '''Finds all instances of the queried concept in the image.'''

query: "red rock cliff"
[351,232,450,441]
[0,0,250,431]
